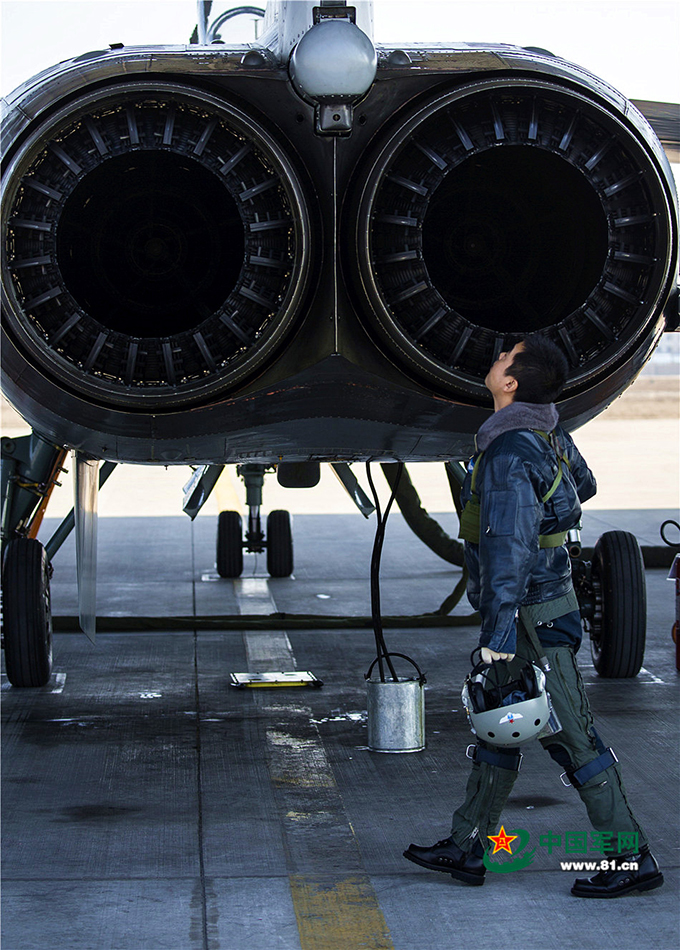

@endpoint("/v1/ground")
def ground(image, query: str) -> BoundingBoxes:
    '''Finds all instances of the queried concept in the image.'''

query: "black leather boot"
[403,836,486,885]
[571,846,664,898]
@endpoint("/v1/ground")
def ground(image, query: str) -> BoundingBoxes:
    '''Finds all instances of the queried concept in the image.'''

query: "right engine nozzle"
[352,76,678,404]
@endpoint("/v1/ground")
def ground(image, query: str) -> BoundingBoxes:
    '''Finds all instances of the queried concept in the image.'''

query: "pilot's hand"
[481,647,516,663]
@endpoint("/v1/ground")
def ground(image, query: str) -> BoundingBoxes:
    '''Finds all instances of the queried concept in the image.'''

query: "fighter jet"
[1,1,678,686]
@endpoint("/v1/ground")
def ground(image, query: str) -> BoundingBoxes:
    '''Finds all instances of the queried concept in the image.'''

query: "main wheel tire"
[2,537,53,687]
[267,509,293,578]
[216,511,243,578]
[589,530,646,677]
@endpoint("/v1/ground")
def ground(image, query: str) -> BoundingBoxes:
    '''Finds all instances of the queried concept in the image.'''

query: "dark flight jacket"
[461,404,597,656]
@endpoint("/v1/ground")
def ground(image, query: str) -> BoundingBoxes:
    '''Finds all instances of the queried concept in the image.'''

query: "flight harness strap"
[560,748,619,789]
[459,430,570,547]
[466,744,523,772]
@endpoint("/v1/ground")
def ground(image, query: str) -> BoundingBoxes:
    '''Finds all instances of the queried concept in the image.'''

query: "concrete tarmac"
[2,506,679,950]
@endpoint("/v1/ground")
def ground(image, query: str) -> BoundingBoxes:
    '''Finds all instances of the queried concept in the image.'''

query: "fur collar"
[476,402,559,451]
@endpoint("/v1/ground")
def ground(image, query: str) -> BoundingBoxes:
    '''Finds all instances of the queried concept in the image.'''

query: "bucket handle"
[365,653,426,685]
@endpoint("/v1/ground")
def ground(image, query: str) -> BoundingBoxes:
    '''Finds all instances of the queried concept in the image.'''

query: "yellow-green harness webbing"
[458,430,570,548]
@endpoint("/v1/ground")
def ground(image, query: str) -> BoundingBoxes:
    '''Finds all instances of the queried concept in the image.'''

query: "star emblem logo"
[487,825,518,854]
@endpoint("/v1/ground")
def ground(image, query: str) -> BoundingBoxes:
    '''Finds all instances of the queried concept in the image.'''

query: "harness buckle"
[560,771,572,787]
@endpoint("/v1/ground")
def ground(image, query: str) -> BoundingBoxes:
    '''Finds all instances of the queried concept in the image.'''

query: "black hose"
[366,460,405,682]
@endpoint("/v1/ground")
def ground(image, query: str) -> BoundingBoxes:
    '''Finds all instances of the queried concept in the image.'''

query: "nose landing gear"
[215,464,293,579]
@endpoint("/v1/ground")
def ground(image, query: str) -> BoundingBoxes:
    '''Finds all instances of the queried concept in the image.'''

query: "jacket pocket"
[485,490,518,536]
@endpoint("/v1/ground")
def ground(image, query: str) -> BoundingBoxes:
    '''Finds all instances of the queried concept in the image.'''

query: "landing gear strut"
[2,433,115,685]
[215,464,293,578]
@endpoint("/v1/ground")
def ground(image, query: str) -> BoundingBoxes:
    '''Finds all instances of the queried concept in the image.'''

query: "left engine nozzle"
[2,82,311,408]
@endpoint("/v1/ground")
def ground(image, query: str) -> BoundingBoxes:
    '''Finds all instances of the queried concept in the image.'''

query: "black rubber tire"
[2,537,53,687]
[267,509,293,578]
[590,530,646,677]
[216,511,243,578]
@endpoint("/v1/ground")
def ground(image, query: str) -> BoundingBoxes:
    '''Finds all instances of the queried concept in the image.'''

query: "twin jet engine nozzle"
[1,35,677,463]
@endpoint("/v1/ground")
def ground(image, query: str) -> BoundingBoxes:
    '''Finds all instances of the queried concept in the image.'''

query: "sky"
[0,0,678,104]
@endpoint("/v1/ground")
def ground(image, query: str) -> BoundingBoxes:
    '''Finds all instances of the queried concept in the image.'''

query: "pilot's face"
[485,341,525,397]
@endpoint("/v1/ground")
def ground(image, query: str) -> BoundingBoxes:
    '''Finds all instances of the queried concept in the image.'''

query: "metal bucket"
[366,676,425,753]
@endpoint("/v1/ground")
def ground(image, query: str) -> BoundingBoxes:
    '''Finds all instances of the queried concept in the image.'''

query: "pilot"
[403,334,663,898]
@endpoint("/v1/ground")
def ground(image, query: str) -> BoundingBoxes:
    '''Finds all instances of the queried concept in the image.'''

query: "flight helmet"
[461,652,552,747]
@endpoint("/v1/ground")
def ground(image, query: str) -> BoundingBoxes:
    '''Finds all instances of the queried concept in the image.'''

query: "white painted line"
[1,671,66,692]
[50,672,67,693]
[584,667,668,686]
[639,667,667,685]
[233,577,277,615]
[232,577,298,672]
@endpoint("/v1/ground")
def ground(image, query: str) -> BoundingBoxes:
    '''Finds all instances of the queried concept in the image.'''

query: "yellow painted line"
[241,581,394,950]
[214,466,244,515]
[267,721,395,949]
[290,874,394,950]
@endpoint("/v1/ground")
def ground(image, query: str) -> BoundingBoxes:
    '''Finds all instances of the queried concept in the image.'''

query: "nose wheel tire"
[2,537,53,687]
[588,530,646,678]
[267,510,293,578]
[216,510,244,578]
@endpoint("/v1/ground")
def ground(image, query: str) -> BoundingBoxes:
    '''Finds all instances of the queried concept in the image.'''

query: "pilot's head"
[486,334,568,406]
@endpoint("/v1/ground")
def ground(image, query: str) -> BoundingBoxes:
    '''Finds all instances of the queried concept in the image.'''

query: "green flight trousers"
[450,620,647,856]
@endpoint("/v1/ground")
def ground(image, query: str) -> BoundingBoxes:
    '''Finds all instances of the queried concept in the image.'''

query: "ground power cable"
[365,460,427,684]
[366,461,400,681]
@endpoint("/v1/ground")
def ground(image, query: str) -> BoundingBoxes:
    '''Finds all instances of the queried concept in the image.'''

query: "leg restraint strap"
[560,748,618,789]
[467,744,523,772]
